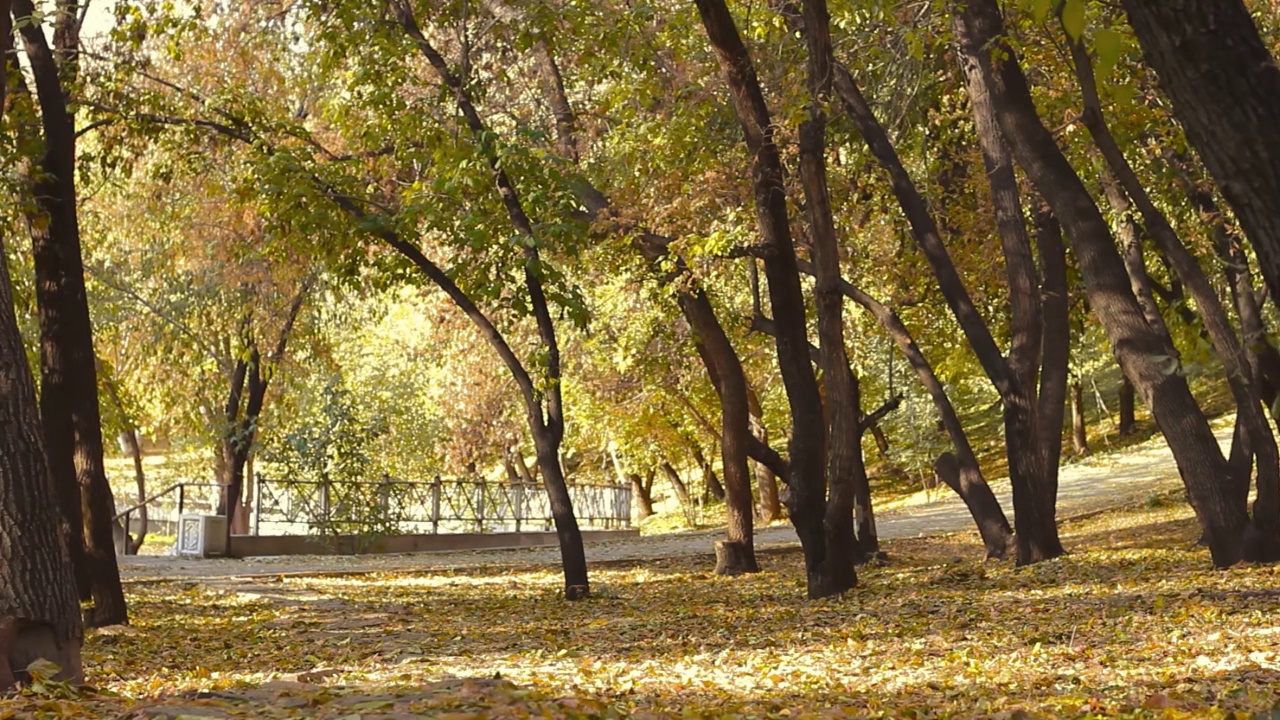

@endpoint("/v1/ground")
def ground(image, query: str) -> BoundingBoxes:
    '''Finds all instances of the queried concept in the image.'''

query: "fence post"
[431,476,441,534]
[475,481,485,533]
[253,477,263,536]
[514,483,523,533]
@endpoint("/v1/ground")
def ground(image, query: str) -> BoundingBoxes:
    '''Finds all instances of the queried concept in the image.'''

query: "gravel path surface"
[119,415,1232,583]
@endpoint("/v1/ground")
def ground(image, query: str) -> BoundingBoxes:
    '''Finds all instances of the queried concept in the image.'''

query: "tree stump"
[714,540,757,575]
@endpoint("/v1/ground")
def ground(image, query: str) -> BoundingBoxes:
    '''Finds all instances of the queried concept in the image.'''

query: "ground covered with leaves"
[4,498,1280,719]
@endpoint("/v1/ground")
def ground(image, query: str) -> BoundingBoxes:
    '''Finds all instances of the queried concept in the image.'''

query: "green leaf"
[1093,28,1124,76]
[1061,0,1086,41]
[1031,0,1053,24]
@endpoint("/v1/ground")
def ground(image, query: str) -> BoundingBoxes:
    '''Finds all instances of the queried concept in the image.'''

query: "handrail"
[111,482,221,522]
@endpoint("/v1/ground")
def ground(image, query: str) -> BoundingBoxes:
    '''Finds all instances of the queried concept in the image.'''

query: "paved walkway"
[119,415,1234,583]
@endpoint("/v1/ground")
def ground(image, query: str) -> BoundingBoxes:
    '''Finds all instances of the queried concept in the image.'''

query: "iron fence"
[251,476,631,536]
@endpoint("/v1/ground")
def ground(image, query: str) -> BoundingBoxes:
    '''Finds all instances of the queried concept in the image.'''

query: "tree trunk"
[957,36,1063,563]
[1034,205,1070,505]
[798,1,861,588]
[14,0,126,626]
[694,0,838,597]
[389,0,589,597]
[1118,377,1137,435]
[691,445,726,502]
[1069,33,1280,556]
[630,472,655,521]
[123,430,148,554]
[801,2,1048,562]
[0,146,84,687]
[797,259,1014,559]
[953,0,1254,567]
[745,381,781,523]
[1070,382,1089,456]
[1120,0,1280,321]
[532,428,589,600]
[661,461,693,510]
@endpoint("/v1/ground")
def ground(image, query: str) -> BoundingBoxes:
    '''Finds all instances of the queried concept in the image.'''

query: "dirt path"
[119,415,1233,583]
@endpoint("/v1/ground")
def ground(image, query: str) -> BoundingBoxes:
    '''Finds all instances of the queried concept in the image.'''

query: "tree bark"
[1118,376,1137,436]
[694,0,842,597]
[14,0,126,626]
[1120,0,1280,321]
[1070,382,1089,456]
[953,0,1255,567]
[0,55,85,679]
[1068,33,1280,555]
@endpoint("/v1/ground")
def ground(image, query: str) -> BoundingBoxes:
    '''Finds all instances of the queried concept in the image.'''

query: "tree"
[1119,1,1280,320]
[952,0,1268,566]
[694,0,856,597]
[0,0,84,675]
[11,0,126,625]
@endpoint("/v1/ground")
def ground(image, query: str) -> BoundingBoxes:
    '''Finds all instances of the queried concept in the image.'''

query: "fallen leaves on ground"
[3,501,1280,719]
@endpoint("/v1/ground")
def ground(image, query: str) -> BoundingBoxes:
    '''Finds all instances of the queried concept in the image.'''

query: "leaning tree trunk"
[14,0,126,626]
[958,36,1064,562]
[954,0,1256,567]
[824,5,1056,563]
[1120,0,1280,320]
[1069,32,1280,556]
[0,132,84,688]
[661,461,693,510]
[387,0,589,598]
[796,260,1014,558]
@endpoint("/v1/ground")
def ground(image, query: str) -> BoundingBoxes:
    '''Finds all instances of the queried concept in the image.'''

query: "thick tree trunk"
[958,39,1063,562]
[954,0,1254,567]
[1120,0,1280,320]
[694,0,839,597]
[1118,377,1137,436]
[14,0,126,626]
[0,153,84,688]
[1071,382,1089,456]
[1069,36,1280,556]
[798,0,860,588]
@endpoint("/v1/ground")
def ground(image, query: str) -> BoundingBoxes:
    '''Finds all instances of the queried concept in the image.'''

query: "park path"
[118,415,1234,583]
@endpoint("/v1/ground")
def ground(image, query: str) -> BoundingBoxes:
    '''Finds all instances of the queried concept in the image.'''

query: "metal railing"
[112,482,223,551]
[113,477,631,548]
[252,476,631,536]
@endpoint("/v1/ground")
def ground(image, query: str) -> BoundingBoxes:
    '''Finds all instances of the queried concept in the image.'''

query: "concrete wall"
[226,528,638,558]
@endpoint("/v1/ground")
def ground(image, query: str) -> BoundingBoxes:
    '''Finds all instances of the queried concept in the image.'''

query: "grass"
[5,498,1279,718]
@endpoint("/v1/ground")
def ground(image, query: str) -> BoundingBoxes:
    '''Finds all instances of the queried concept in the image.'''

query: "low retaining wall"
[226,528,638,558]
